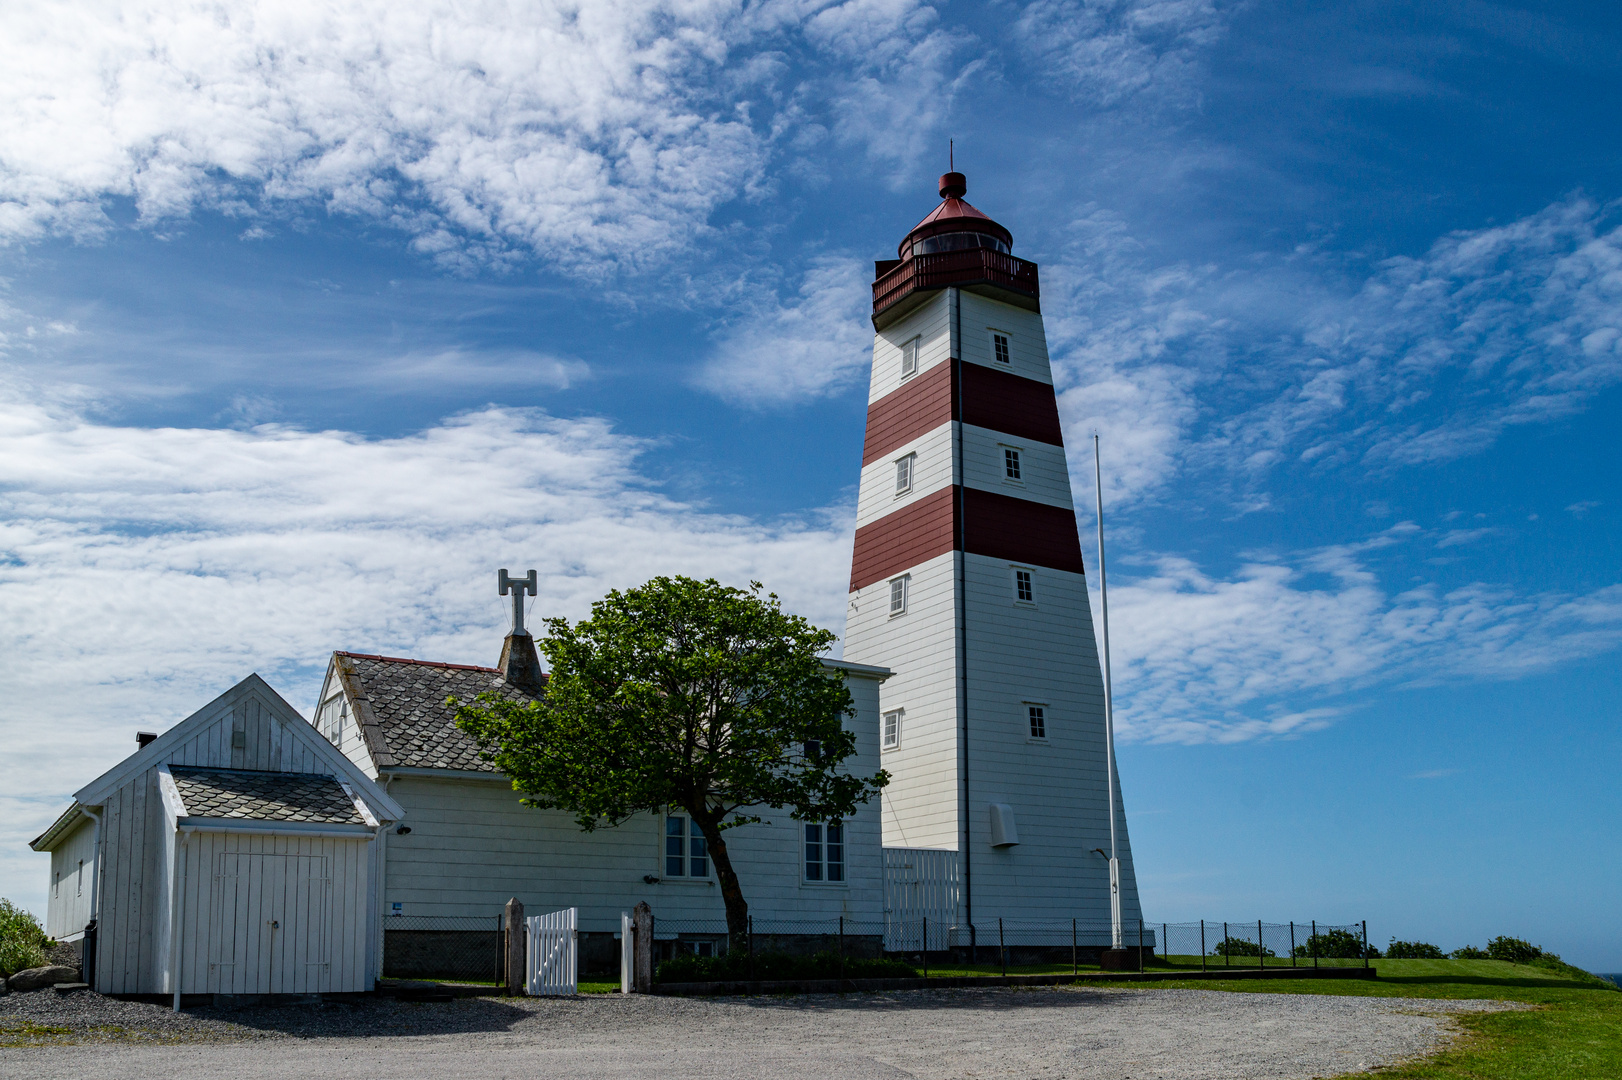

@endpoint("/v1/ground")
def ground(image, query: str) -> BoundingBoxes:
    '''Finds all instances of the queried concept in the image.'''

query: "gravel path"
[1,985,1526,1079]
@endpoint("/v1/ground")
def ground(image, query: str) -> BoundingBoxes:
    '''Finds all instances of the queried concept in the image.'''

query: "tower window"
[901,337,919,378]
[1028,705,1047,740]
[889,575,909,615]
[77,859,84,895]
[991,331,1010,365]
[1015,569,1034,603]
[883,709,903,750]
[895,453,914,495]
[664,815,709,878]
[1004,447,1022,481]
[804,821,845,882]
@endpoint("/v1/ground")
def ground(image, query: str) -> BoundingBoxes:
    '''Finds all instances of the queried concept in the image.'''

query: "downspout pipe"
[170,825,195,1012]
[81,806,103,991]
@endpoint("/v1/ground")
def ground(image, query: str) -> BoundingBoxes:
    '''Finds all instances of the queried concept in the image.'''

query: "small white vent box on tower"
[988,803,1020,847]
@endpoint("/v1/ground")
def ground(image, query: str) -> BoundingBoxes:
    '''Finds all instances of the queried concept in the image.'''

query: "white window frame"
[802,820,848,885]
[989,328,1011,365]
[888,574,909,617]
[1025,703,1049,742]
[901,336,920,379]
[662,814,712,882]
[1012,566,1036,606]
[1001,444,1023,484]
[894,453,915,496]
[882,708,903,751]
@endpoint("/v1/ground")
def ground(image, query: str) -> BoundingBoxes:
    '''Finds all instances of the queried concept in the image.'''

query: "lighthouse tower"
[844,171,1144,937]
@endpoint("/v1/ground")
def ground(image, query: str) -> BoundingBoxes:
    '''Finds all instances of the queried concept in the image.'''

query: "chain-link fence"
[1153,920,1373,971]
[382,914,504,983]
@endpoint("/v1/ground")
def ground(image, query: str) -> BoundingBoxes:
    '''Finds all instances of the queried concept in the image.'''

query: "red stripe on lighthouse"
[849,486,959,591]
[862,361,955,465]
[958,363,1065,447]
[961,487,1085,575]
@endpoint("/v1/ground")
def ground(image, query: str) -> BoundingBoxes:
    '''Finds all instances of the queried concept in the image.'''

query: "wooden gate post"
[504,898,525,995]
[632,902,654,993]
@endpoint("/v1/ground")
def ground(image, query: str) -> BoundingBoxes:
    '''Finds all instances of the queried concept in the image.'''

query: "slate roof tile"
[337,652,541,772]
[170,767,363,824]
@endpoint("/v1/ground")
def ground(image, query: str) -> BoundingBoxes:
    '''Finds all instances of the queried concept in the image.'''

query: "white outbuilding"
[30,674,403,1003]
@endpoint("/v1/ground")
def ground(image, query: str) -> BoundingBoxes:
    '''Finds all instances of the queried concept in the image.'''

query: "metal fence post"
[1224,922,1230,968]
[1162,923,1167,967]
[1363,921,1369,970]
[1138,919,1144,971]
[1290,921,1296,968]
[1072,918,1077,975]
[839,915,845,984]
[1259,919,1264,970]
[1312,920,1318,970]
[922,916,929,980]
[748,915,755,982]
[1200,920,1206,973]
[496,912,504,987]
[999,917,1006,977]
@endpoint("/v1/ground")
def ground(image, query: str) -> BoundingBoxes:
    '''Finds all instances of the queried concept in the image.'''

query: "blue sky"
[2,1,1619,967]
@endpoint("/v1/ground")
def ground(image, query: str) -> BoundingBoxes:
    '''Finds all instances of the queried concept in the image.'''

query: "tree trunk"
[691,813,750,950]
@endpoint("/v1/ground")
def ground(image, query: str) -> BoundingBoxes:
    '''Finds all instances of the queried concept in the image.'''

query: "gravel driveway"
[1,985,1523,1079]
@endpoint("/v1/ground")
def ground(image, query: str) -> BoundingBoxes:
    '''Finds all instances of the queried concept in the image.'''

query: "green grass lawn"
[1147,958,1621,1079]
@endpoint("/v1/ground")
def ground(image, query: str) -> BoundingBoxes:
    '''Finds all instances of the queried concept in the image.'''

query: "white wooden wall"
[379,673,888,931]
[162,831,372,995]
[91,685,372,994]
[44,817,98,940]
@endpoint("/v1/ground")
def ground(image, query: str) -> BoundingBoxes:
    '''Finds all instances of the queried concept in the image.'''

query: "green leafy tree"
[453,576,889,944]
[1386,938,1447,959]
[0,898,51,977]
[1486,936,1543,963]
[1451,945,1490,959]
[1212,936,1275,957]
[1292,928,1375,959]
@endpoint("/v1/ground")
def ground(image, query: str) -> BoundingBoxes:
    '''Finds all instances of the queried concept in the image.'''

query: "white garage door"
[210,853,332,994]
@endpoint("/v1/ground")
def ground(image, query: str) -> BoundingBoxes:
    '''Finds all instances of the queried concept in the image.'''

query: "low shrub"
[1291,929,1377,959]
[1451,945,1490,959]
[1211,936,1275,958]
[655,950,919,984]
[1487,936,1543,964]
[0,899,52,977]
[1386,939,1447,959]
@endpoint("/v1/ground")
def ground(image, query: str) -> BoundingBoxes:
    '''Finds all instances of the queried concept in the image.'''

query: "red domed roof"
[900,172,1013,258]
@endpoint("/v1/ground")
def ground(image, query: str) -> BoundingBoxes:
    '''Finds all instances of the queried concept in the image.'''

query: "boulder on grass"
[7,965,80,991]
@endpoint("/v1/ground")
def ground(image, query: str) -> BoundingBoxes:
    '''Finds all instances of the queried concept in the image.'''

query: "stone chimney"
[498,631,547,694]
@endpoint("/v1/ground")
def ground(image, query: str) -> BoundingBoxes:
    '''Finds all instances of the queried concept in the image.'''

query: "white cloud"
[1101,536,1622,744]
[0,392,854,910]
[1043,196,1622,508]
[1013,0,1232,108]
[0,0,803,271]
[695,255,873,404]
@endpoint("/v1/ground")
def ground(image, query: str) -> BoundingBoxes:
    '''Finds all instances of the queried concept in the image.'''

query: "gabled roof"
[333,652,542,773]
[32,674,404,850]
[168,767,366,825]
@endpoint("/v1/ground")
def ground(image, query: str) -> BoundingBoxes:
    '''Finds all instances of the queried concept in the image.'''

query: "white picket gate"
[525,907,578,995]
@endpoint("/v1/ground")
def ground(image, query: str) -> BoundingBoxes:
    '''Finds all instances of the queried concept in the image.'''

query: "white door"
[211,853,331,994]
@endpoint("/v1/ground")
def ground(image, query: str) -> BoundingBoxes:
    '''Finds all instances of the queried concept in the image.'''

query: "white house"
[308,619,893,971]
[29,675,403,1001]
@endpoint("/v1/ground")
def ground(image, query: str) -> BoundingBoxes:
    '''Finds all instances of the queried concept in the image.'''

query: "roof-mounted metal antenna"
[498,569,538,635]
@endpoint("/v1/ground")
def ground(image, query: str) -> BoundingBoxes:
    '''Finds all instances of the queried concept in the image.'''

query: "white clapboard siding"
[525,908,577,995]
[379,667,888,931]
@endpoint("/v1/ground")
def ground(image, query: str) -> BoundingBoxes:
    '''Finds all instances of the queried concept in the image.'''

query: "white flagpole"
[1094,433,1123,951]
